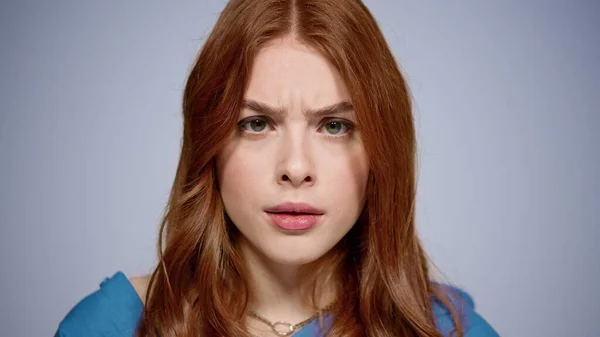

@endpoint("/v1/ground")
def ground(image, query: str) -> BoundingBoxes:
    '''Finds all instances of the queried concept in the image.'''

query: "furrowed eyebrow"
[305,101,354,118]
[242,99,285,117]
[242,99,354,118]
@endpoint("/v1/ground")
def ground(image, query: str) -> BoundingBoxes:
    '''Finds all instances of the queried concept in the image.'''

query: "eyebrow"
[242,99,354,118]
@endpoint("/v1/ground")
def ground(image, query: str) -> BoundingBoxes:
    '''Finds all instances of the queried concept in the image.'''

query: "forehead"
[245,38,350,108]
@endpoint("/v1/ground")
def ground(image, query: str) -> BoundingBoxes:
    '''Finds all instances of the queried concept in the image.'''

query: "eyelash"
[237,116,355,137]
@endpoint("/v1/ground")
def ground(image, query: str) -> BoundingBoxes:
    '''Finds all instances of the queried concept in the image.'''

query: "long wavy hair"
[137,0,464,336]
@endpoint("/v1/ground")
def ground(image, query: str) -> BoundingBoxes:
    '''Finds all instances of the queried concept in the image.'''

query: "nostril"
[279,174,313,185]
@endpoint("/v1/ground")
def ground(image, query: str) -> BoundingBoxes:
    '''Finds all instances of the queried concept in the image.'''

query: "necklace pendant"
[271,321,295,336]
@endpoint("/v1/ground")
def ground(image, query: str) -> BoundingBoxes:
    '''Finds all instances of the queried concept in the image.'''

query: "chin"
[262,241,331,266]
[268,253,321,266]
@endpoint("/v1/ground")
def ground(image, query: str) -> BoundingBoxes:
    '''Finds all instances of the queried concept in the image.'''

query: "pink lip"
[264,202,325,215]
[264,202,325,231]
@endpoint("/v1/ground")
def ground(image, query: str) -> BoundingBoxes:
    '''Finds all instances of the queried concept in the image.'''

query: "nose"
[276,131,316,187]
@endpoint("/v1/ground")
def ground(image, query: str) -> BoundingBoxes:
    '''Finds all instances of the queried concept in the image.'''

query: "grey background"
[1,1,598,336]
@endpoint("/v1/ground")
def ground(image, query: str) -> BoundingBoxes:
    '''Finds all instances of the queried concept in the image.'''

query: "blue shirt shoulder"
[431,284,500,336]
[55,272,143,337]
[55,272,499,336]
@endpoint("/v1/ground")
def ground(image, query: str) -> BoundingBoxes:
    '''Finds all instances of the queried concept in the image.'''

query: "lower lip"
[265,212,321,231]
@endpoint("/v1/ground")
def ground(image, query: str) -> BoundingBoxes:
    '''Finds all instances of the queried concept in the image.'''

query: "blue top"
[54,272,499,336]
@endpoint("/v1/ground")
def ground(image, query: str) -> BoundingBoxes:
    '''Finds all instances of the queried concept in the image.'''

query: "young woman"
[55,0,499,336]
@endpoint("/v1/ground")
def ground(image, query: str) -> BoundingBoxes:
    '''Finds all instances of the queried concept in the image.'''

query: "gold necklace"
[249,304,334,337]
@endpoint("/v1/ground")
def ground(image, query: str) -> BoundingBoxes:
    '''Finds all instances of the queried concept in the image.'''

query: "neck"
[240,240,337,325]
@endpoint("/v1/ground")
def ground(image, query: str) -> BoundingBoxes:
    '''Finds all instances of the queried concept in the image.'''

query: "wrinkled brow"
[242,99,354,118]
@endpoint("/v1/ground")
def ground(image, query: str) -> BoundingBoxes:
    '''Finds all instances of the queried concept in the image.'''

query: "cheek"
[216,145,264,205]
[322,143,370,206]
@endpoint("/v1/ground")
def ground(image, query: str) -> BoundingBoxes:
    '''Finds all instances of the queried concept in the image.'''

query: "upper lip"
[264,202,325,215]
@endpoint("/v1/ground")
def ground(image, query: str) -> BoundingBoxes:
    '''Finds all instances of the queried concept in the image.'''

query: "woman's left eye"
[320,120,352,135]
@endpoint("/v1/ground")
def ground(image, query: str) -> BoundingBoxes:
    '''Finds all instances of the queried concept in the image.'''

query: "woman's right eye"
[238,117,271,133]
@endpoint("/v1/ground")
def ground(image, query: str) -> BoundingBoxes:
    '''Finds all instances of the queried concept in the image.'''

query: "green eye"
[241,118,269,132]
[323,121,349,135]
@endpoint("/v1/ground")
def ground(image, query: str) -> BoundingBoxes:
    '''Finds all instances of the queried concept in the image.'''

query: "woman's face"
[216,37,369,266]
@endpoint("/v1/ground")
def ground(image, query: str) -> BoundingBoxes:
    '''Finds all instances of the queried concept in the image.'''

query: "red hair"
[137,0,464,336]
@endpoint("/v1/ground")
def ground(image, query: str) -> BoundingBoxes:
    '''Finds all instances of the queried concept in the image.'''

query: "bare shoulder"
[128,274,151,304]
